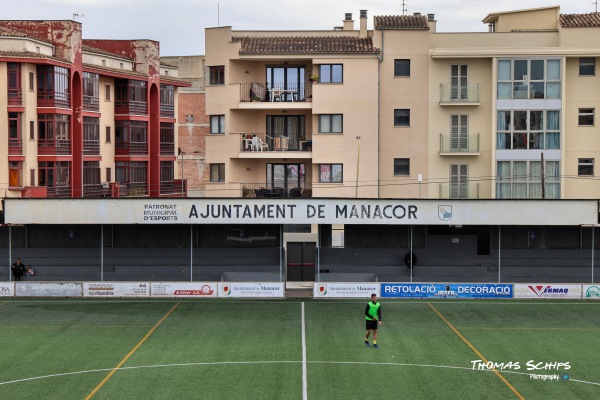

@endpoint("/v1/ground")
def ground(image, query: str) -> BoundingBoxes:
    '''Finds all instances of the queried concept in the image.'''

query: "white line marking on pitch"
[301,302,307,400]
[1,360,599,389]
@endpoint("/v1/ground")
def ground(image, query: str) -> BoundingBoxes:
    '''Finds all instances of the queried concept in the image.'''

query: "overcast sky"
[3,1,596,56]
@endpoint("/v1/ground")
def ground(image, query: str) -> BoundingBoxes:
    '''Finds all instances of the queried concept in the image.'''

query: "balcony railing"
[119,182,148,197]
[241,182,313,198]
[160,103,175,118]
[46,186,72,198]
[115,141,148,155]
[440,83,480,104]
[83,95,100,112]
[8,88,22,106]
[8,138,22,155]
[439,133,480,154]
[160,142,175,155]
[115,100,148,115]
[37,90,71,108]
[83,140,101,155]
[38,139,71,155]
[83,183,113,198]
[439,183,479,199]
[238,133,312,152]
[240,82,313,103]
[160,179,187,197]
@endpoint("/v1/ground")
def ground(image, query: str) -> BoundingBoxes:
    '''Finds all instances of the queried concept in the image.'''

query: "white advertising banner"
[5,198,598,226]
[151,282,217,298]
[218,282,284,298]
[583,285,600,300]
[314,283,380,298]
[514,284,582,299]
[0,282,14,297]
[83,282,150,297]
[16,282,82,297]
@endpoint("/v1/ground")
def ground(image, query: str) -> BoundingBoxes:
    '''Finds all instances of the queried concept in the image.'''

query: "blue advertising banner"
[381,283,513,299]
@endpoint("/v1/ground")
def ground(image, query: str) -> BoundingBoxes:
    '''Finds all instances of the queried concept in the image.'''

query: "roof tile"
[232,36,379,55]
[374,15,429,30]
[560,13,600,28]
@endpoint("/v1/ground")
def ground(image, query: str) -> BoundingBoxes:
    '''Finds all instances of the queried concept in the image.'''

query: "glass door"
[266,66,306,101]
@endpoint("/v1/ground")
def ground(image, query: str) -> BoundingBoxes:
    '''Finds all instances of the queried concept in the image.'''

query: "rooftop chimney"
[359,10,367,38]
[427,13,436,33]
[343,12,354,31]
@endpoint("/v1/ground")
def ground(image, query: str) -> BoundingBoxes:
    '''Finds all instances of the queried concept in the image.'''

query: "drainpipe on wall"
[377,27,384,198]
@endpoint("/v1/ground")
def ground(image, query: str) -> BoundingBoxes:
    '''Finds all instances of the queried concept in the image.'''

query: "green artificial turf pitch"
[0,299,598,399]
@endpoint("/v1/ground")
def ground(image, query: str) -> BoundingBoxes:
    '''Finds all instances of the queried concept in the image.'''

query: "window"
[38,161,70,189]
[209,66,225,85]
[115,121,148,154]
[394,159,410,176]
[29,120,34,140]
[82,72,99,111]
[105,84,111,101]
[160,84,175,117]
[106,167,111,182]
[7,63,21,105]
[579,58,595,76]
[450,115,469,151]
[265,163,306,189]
[496,110,560,150]
[160,161,174,183]
[83,161,100,186]
[210,164,225,182]
[30,169,35,186]
[394,109,410,127]
[579,158,594,176]
[160,122,175,155]
[450,164,468,199]
[210,115,225,134]
[319,164,343,183]
[319,114,343,133]
[115,161,147,190]
[451,65,468,100]
[83,117,100,154]
[394,59,410,77]
[8,112,21,153]
[105,126,111,143]
[318,64,343,83]
[496,160,560,199]
[579,108,594,126]
[29,72,34,91]
[497,59,561,100]
[37,65,70,107]
[9,161,22,187]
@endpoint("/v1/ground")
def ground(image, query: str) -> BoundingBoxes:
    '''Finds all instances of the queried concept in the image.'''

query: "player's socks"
[364,339,370,346]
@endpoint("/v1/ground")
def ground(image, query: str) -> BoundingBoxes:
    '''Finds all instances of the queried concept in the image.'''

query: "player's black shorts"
[366,319,378,330]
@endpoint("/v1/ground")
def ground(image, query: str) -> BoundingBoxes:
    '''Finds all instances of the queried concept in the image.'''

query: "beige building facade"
[204,6,600,200]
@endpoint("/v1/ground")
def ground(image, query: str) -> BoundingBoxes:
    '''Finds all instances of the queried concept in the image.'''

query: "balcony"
[439,183,479,199]
[160,142,175,156]
[83,183,114,198]
[8,138,22,155]
[241,182,313,198]
[115,141,148,155]
[83,95,100,112]
[238,133,312,153]
[160,180,187,197]
[46,186,72,198]
[119,182,148,197]
[83,140,100,155]
[439,84,480,105]
[160,104,175,118]
[37,90,70,108]
[240,82,313,103]
[439,133,480,155]
[115,100,148,115]
[38,139,71,155]
[8,88,22,106]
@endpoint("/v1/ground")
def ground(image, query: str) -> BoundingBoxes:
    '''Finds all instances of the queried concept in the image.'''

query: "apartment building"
[0,20,190,200]
[203,6,600,200]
